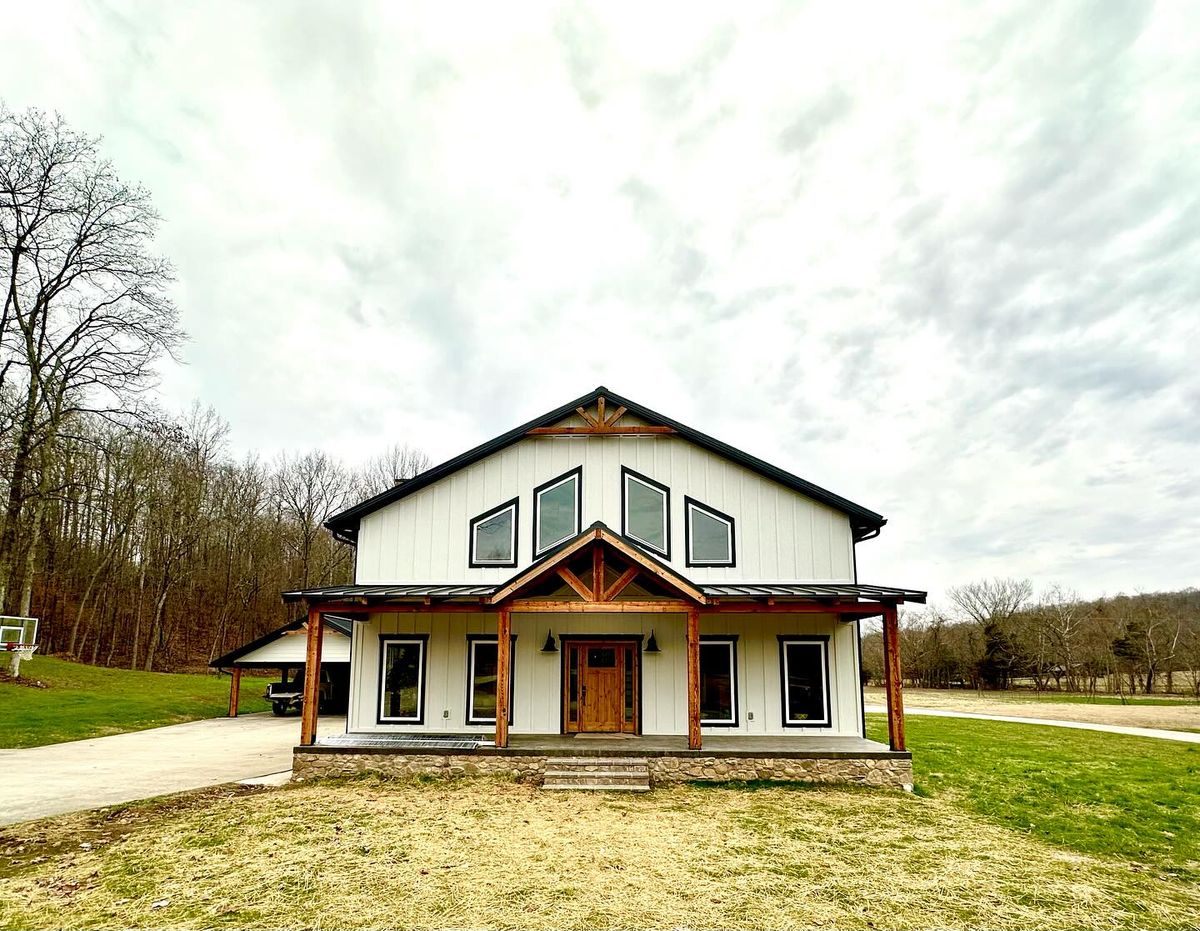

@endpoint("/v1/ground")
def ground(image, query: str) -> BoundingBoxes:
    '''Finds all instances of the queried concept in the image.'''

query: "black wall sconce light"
[541,629,558,653]
[644,629,660,653]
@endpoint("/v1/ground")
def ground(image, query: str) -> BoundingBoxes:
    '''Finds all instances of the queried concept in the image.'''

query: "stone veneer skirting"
[292,750,913,789]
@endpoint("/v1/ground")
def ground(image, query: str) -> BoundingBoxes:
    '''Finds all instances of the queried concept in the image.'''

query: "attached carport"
[210,616,352,717]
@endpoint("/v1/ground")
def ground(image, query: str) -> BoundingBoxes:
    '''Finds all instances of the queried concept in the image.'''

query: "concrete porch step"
[542,756,651,791]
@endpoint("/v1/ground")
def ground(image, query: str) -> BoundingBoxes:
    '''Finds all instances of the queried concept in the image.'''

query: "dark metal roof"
[282,584,496,604]
[209,614,354,667]
[324,386,887,544]
[700,583,926,603]
[281,581,924,606]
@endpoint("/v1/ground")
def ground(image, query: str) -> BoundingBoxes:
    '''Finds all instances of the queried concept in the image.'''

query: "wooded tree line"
[864,579,1200,696]
[0,105,427,670]
[19,408,425,670]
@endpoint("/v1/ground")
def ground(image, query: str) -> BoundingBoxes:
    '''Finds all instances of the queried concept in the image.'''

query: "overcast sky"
[3,1,1197,603]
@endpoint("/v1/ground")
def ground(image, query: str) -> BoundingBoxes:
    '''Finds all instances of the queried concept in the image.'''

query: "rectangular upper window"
[534,467,581,556]
[779,637,830,727]
[622,467,669,557]
[685,497,735,567]
[700,637,738,725]
[379,635,428,723]
[469,498,518,568]
[466,636,515,725]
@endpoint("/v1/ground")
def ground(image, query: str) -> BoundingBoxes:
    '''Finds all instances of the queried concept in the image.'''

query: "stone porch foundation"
[292,749,913,789]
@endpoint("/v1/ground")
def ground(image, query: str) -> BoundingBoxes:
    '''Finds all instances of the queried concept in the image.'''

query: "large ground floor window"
[466,635,516,724]
[378,635,428,723]
[778,636,830,727]
[699,636,738,725]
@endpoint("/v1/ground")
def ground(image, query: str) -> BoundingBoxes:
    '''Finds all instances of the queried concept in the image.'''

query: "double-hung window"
[699,636,738,725]
[466,635,515,724]
[379,635,428,723]
[622,467,669,557]
[534,467,581,556]
[778,636,831,727]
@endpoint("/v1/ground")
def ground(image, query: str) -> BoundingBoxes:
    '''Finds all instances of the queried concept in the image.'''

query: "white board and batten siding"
[355,434,856,586]
[236,628,351,666]
[347,611,862,738]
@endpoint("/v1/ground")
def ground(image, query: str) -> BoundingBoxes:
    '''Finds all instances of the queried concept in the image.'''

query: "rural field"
[0,657,274,748]
[867,685,1200,732]
[1,714,1197,930]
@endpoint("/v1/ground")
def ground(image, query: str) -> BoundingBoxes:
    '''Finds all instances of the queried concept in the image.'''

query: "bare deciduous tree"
[355,442,431,498]
[0,106,182,610]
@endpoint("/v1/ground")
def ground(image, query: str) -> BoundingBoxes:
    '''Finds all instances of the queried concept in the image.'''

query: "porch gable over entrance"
[285,523,922,755]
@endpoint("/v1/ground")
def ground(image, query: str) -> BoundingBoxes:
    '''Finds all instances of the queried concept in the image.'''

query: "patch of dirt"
[868,687,1200,730]
[0,784,276,878]
[0,673,47,689]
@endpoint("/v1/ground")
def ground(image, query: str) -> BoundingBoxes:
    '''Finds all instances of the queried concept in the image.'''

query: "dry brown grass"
[867,687,1200,731]
[2,777,1198,930]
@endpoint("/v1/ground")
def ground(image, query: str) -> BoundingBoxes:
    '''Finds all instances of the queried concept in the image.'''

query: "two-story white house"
[285,388,922,789]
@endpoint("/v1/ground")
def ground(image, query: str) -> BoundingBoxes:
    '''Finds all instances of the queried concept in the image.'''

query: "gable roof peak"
[325,386,887,543]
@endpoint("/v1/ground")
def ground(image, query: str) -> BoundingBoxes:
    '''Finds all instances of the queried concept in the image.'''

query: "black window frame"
[777,635,832,729]
[620,466,671,558]
[468,497,519,569]
[699,634,739,727]
[532,466,583,557]
[465,633,517,725]
[377,633,430,725]
[684,496,736,568]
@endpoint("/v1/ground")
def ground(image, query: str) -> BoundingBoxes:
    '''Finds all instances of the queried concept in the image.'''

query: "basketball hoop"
[0,616,38,676]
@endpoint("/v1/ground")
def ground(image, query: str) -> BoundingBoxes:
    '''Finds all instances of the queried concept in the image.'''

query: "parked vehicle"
[265,669,333,716]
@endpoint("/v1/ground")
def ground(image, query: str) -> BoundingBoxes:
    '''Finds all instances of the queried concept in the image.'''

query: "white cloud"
[2,0,1197,601]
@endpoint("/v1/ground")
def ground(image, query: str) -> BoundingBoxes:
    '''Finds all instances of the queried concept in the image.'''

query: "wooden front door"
[563,640,639,734]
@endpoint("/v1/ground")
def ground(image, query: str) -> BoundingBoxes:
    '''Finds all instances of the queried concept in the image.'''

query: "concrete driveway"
[0,713,345,826]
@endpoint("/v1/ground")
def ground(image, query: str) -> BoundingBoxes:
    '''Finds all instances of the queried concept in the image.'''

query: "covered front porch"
[283,523,922,785]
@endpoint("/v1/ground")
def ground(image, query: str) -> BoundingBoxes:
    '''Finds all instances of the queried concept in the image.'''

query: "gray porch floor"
[310,732,906,759]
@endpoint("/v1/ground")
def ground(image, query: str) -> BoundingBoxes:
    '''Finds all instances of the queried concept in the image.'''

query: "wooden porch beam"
[290,598,888,616]
[556,566,592,601]
[602,566,640,602]
[881,604,906,752]
[686,607,701,750]
[508,599,692,613]
[303,602,490,614]
[495,606,512,749]
[701,602,889,614]
[227,667,241,718]
[592,544,604,600]
[299,607,324,746]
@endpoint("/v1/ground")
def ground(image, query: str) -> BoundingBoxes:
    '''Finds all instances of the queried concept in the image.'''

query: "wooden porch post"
[495,606,512,748]
[686,607,701,750]
[881,603,906,751]
[300,605,324,746]
[227,667,242,718]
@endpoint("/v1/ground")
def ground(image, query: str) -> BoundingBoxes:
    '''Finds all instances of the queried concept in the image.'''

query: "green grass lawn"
[867,713,1200,882]
[0,656,275,748]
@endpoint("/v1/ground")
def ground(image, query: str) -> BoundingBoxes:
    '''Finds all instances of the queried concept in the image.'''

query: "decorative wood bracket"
[527,396,676,436]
